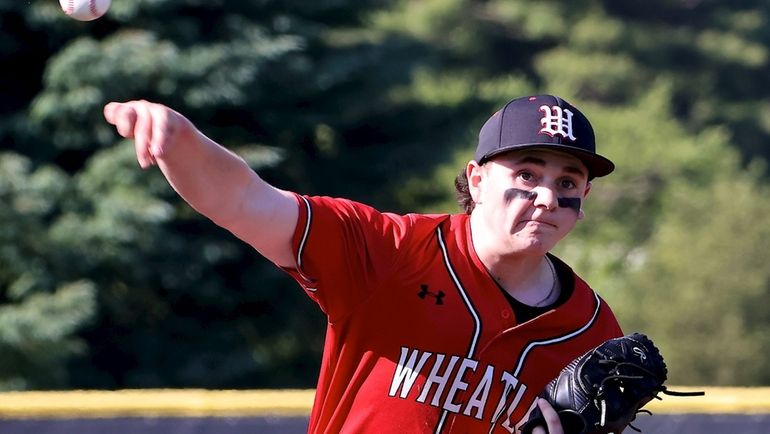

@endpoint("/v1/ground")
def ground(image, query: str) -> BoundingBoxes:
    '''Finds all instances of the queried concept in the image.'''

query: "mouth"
[520,219,557,229]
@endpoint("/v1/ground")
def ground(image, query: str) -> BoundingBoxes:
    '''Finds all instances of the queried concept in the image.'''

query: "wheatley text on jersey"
[389,346,529,432]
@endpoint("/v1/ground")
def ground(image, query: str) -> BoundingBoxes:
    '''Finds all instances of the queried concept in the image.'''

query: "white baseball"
[59,0,111,21]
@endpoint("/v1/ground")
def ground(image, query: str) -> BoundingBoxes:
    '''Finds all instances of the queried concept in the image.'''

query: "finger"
[147,103,172,161]
[132,101,154,168]
[119,106,139,140]
[104,102,136,138]
[531,427,546,434]
[538,399,564,434]
[103,102,119,124]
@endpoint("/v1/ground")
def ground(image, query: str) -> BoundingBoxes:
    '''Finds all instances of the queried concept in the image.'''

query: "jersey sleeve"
[281,193,416,321]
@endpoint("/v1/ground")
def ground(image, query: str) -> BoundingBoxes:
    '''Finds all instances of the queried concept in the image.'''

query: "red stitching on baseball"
[66,0,75,15]
[89,0,98,17]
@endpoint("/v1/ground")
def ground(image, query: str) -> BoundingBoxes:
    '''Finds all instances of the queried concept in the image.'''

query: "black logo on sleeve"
[418,284,445,305]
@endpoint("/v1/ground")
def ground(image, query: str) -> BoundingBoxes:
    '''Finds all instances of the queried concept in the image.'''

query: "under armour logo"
[632,346,647,362]
[539,105,577,141]
[418,284,445,305]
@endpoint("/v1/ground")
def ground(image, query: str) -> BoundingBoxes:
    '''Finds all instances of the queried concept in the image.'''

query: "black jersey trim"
[511,291,601,376]
[436,226,482,356]
[295,196,315,290]
[434,225,483,434]
[488,291,603,432]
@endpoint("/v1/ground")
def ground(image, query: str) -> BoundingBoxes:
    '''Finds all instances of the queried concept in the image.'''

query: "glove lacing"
[592,359,705,432]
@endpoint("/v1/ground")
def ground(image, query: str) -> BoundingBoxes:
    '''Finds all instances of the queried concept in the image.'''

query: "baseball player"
[104,94,622,434]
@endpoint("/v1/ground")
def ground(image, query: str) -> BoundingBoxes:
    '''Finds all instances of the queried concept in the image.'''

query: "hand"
[103,100,195,169]
[531,398,564,434]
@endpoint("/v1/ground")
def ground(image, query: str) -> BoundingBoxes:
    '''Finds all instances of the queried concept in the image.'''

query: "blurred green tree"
[0,152,96,389]
[0,0,769,389]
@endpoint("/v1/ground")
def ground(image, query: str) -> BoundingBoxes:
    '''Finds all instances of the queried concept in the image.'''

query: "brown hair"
[454,168,475,214]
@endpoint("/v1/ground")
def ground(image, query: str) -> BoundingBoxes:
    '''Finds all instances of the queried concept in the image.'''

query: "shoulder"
[300,193,454,239]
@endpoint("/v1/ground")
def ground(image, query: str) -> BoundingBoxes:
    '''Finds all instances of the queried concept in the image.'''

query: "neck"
[470,214,558,305]
[484,253,552,298]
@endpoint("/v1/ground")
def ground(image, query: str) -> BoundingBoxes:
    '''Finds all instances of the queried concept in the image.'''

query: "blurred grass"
[646,387,770,414]
[0,389,315,418]
[0,387,768,418]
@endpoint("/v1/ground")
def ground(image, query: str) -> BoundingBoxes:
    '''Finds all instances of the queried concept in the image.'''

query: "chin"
[506,241,551,257]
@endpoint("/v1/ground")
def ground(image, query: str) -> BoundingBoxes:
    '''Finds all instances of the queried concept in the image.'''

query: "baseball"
[59,0,111,21]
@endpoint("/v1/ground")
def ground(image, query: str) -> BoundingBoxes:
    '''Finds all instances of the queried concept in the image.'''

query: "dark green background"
[1,0,769,390]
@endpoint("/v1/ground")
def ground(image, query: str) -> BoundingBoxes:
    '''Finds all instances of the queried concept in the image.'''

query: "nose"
[532,186,558,211]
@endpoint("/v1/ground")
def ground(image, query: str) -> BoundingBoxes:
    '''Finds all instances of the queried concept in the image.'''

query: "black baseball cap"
[474,95,615,178]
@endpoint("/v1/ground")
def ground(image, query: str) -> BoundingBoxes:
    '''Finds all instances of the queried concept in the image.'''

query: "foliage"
[0,0,769,388]
[0,152,96,389]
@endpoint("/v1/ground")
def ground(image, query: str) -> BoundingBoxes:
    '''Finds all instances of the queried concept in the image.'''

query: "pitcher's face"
[468,149,591,255]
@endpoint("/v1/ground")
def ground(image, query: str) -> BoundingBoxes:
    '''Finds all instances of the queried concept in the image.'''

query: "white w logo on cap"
[539,105,577,141]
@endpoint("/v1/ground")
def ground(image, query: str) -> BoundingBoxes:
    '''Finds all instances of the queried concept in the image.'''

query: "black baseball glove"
[520,333,703,434]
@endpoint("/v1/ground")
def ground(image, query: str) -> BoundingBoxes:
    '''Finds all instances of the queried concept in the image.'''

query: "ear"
[467,160,484,203]
[577,181,592,220]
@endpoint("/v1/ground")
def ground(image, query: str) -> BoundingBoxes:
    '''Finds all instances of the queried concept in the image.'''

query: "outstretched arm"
[104,100,298,268]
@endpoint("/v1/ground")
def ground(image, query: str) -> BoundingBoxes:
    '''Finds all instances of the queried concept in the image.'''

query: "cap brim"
[479,143,615,179]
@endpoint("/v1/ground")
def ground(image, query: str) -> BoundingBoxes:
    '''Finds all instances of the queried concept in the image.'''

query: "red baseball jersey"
[282,194,622,434]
